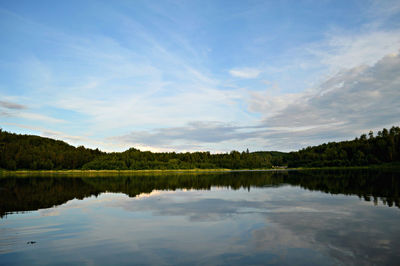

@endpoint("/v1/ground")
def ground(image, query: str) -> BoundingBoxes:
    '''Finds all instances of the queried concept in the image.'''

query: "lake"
[1,169,400,265]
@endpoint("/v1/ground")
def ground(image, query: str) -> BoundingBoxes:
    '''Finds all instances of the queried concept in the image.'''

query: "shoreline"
[0,168,278,176]
[1,164,399,177]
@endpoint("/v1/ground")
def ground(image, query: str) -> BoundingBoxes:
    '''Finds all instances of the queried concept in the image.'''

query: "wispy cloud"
[0,100,27,110]
[114,51,400,152]
[251,52,400,148]
[229,68,262,79]
[306,30,400,73]
[0,99,65,124]
[0,110,65,124]
[17,112,66,124]
[112,121,249,150]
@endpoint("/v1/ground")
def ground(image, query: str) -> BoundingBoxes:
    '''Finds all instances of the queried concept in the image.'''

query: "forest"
[0,126,399,170]
[285,126,400,167]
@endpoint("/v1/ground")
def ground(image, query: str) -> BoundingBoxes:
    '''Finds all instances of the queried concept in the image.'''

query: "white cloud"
[251,52,400,148]
[309,30,400,72]
[17,112,66,124]
[114,52,400,152]
[229,68,262,78]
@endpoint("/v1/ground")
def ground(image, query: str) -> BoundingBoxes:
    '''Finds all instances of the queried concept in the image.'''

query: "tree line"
[0,129,272,170]
[286,126,400,167]
[0,126,399,170]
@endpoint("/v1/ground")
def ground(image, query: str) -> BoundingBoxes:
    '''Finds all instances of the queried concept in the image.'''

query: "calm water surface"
[1,170,400,265]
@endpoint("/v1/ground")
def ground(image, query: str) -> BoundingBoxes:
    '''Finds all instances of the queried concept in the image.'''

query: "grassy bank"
[0,168,252,177]
[1,163,400,178]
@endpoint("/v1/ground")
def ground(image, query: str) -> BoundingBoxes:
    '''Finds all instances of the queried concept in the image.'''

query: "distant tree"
[1,126,399,170]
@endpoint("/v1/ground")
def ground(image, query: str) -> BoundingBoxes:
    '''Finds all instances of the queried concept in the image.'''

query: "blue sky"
[1,0,400,152]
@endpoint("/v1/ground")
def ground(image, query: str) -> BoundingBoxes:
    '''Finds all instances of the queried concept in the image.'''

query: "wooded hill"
[0,126,399,170]
[286,126,400,168]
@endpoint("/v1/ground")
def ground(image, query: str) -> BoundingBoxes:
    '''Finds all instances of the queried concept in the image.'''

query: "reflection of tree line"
[1,169,399,217]
[288,170,400,207]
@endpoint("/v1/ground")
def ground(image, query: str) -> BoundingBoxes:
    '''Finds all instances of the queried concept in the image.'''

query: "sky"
[0,0,400,152]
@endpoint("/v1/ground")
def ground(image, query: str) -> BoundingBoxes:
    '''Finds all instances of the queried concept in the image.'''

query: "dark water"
[1,169,400,265]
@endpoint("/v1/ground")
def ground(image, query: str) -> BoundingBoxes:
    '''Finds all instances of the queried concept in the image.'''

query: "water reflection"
[1,170,400,265]
[1,169,399,217]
